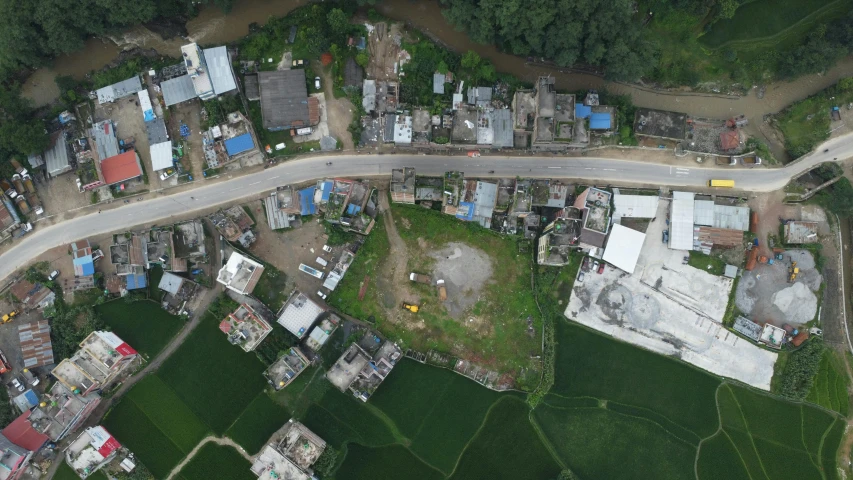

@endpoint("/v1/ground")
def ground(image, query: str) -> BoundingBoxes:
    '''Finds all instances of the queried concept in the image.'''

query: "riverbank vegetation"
[776,77,853,158]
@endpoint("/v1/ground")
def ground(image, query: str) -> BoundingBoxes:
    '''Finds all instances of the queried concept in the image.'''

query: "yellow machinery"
[1,310,18,323]
[402,302,419,313]
[788,261,799,283]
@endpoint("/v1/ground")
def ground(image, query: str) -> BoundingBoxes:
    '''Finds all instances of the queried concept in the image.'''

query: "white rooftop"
[693,200,715,226]
[250,445,310,480]
[277,292,323,339]
[202,46,237,95]
[150,141,173,171]
[181,43,213,98]
[613,193,660,220]
[158,271,184,295]
[393,116,412,144]
[713,205,750,231]
[217,252,264,295]
[602,224,646,274]
[669,192,695,251]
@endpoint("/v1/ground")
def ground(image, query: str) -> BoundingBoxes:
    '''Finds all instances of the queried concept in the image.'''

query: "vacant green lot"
[701,0,847,48]
[158,310,269,434]
[777,82,853,158]
[687,250,727,276]
[331,204,541,380]
[807,350,850,415]
[225,392,291,455]
[177,443,255,480]
[96,300,183,358]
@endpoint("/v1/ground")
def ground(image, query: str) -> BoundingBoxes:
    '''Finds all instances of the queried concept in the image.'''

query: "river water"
[21,0,853,152]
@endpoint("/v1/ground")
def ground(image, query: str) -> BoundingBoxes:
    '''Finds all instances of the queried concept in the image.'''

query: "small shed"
[158,272,185,296]
[224,133,255,156]
[433,73,446,94]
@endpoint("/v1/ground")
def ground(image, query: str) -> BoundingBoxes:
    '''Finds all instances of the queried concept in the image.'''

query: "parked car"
[597,263,605,274]
[662,229,669,244]
[322,245,333,253]
[11,379,23,392]
[315,76,321,89]
[577,272,585,283]
[592,260,600,272]
[317,291,327,300]
[582,257,590,271]
[48,270,60,281]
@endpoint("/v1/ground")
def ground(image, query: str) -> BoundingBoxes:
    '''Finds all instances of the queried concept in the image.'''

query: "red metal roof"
[719,130,739,151]
[219,320,232,333]
[2,411,49,452]
[100,151,142,185]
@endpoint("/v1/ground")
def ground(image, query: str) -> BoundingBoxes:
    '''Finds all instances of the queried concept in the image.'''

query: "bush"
[780,337,825,400]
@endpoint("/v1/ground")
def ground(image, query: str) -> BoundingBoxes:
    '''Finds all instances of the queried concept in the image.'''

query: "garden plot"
[566,204,777,390]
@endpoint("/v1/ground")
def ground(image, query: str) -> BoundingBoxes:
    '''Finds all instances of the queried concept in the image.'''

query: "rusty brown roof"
[696,226,743,247]
[18,320,54,368]
[308,96,320,126]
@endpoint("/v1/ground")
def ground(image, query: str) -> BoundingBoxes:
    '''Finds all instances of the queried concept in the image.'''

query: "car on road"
[597,263,605,274]
[315,77,321,89]
[662,229,669,244]
[11,379,23,392]
[317,291,327,300]
[582,257,590,271]
[592,260,599,272]
[577,272,584,283]
[48,270,60,281]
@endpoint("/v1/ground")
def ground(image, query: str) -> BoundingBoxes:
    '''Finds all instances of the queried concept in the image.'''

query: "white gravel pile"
[771,282,817,325]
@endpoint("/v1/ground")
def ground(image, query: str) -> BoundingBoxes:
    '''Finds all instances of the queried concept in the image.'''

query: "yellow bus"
[709,179,735,188]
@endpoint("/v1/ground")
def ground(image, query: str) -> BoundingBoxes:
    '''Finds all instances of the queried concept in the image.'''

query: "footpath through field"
[164,436,252,480]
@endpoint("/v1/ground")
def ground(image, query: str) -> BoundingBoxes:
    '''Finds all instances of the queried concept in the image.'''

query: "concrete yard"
[566,199,777,390]
[735,249,821,326]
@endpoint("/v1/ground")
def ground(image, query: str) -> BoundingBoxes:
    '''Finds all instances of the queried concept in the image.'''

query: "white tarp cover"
[602,224,646,274]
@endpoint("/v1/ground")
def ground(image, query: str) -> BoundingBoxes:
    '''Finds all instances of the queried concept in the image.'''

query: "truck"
[436,279,447,302]
[0,351,9,374]
[11,175,24,195]
[409,273,432,284]
[22,176,35,194]
[15,196,29,214]
[709,179,735,188]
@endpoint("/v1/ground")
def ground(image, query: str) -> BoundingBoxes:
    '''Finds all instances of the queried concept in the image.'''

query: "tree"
[838,77,853,92]
[436,60,449,74]
[327,8,349,38]
[356,52,369,67]
[461,50,481,70]
[717,0,739,19]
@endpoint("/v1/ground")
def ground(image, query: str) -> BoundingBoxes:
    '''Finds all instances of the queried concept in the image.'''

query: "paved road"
[3,139,850,283]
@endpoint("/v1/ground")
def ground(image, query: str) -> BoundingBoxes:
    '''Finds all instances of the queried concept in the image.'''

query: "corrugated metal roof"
[264,196,290,230]
[473,181,497,228]
[299,187,316,215]
[693,200,715,226]
[590,112,611,130]
[613,193,659,220]
[244,74,260,100]
[259,70,309,129]
[44,131,71,176]
[138,90,155,121]
[203,46,237,95]
[27,154,44,169]
[575,103,591,118]
[433,73,445,94]
[492,108,513,148]
[713,205,749,231]
[603,224,646,274]
[161,75,197,107]
[18,320,54,368]
[670,192,695,250]
[101,151,142,185]
[96,76,142,104]
[150,141,173,171]
[224,133,254,156]
[125,273,147,290]
[91,120,119,161]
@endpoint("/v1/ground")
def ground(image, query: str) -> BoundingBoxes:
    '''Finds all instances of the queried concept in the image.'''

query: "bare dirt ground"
[366,22,402,81]
[168,101,205,178]
[246,200,331,306]
[428,242,493,318]
[375,193,415,325]
[317,65,355,151]
[38,173,90,216]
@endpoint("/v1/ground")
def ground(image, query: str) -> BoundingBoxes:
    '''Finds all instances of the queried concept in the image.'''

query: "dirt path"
[377,192,414,311]
[165,436,253,480]
[319,67,355,151]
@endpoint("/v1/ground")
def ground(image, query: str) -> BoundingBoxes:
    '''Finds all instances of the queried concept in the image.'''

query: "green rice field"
[225,392,291,455]
[176,443,255,480]
[96,299,183,358]
[807,350,850,415]
[54,462,109,480]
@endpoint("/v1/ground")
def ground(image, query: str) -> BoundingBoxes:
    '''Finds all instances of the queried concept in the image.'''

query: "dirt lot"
[37,172,90,217]
[428,242,493,318]
[366,22,403,81]
[245,199,333,306]
[317,65,355,152]
[168,101,205,179]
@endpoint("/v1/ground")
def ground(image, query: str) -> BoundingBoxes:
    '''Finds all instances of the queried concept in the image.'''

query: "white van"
[316,257,328,267]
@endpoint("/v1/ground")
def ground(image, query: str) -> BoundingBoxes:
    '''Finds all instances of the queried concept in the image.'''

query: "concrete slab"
[566,200,777,390]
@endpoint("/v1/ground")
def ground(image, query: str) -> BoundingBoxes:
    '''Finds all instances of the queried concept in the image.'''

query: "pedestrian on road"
[98,210,101,213]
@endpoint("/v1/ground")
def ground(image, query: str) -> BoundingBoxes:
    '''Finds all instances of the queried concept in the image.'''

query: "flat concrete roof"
[277,292,323,339]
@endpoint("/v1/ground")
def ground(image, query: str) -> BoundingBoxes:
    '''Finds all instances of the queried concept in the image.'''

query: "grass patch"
[158,310,269,435]
[177,443,255,480]
[806,349,850,415]
[96,299,183,358]
[553,320,721,438]
[776,81,853,158]
[449,397,560,479]
[332,204,541,380]
[125,375,211,452]
[336,444,444,480]
[533,404,697,480]
[225,392,292,455]
[251,262,289,311]
[687,250,728,276]
[102,399,186,479]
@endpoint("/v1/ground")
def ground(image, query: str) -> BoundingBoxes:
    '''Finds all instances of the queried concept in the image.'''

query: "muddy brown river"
[20,0,853,158]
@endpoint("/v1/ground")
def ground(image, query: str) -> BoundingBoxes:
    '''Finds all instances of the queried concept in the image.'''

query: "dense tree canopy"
[439,0,658,81]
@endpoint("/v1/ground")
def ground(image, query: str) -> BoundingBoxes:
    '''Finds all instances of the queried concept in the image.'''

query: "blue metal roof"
[575,103,591,119]
[455,202,476,221]
[590,113,612,130]
[320,181,333,202]
[126,273,147,290]
[73,256,95,276]
[224,133,255,156]
[299,187,317,215]
[23,390,38,407]
[346,203,361,215]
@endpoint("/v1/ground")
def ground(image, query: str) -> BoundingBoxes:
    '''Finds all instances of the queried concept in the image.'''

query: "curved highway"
[2,138,849,283]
